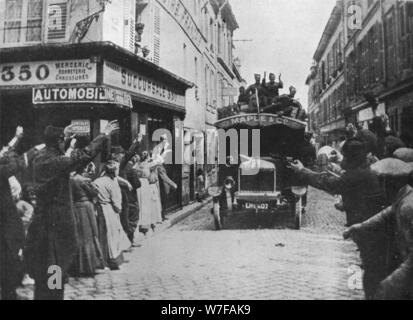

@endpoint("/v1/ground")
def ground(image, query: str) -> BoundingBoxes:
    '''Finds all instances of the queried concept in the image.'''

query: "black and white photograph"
[0,0,413,304]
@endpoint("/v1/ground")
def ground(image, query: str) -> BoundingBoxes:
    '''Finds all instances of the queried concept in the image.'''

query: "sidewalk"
[16,198,211,300]
[135,198,212,243]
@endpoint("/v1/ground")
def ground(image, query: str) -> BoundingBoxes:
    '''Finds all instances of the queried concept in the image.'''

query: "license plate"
[245,202,269,210]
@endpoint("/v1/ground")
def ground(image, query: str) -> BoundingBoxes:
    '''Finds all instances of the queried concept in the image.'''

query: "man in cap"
[25,121,119,300]
[237,86,249,107]
[344,158,413,299]
[290,138,390,299]
[245,73,263,97]
[245,74,266,112]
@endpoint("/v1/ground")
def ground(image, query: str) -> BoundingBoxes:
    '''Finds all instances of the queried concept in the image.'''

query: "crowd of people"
[290,110,413,300]
[0,121,178,300]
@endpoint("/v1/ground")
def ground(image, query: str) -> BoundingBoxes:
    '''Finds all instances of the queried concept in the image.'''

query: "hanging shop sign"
[222,87,239,97]
[32,86,132,108]
[0,59,97,87]
[358,103,386,122]
[102,60,185,109]
[70,120,91,135]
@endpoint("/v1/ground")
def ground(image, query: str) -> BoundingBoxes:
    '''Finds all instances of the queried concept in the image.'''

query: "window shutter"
[123,0,135,52]
[153,5,161,65]
[407,3,413,69]
[46,0,68,42]
[374,23,381,81]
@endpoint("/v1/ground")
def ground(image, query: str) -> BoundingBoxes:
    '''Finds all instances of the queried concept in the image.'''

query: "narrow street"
[19,188,364,300]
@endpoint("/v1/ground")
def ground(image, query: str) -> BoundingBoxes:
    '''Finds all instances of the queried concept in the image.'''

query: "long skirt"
[150,183,163,224]
[97,203,131,269]
[72,201,104,276]
[137,179,162,229]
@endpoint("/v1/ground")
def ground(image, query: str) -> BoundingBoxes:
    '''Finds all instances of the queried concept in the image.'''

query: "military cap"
[371,158,413,177]
[393,148,413,163]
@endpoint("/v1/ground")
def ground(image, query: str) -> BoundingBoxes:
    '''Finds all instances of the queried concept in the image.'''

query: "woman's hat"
[104,160,119,174]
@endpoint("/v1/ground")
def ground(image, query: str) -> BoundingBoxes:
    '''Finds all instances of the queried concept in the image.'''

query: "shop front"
[357,102,386,130]
[0,42,192,212]
[385,89,413,146]
[319,118,346,149]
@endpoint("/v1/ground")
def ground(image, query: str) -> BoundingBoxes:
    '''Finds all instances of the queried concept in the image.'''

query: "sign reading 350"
[0,60,97,87]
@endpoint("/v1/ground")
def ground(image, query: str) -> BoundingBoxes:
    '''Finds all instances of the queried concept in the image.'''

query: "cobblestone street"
[18,188,364,300]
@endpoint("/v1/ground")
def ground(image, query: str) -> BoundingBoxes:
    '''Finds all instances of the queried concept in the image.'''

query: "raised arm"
[126,165,141,191]
[0,156,27,180]
[43,121,118,175]
[121,133,143,171]
[45,134,108,175]
[359,205,394,231]
[343,205,394,241]
[278,74,283,88]
[290,161,343,196]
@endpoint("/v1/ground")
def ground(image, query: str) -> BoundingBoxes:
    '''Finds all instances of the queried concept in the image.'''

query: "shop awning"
[320,118,346,133]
